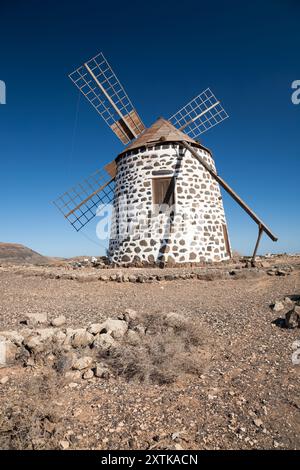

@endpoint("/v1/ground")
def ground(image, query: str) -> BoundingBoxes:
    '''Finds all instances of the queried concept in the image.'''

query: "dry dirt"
[0,256,300,450]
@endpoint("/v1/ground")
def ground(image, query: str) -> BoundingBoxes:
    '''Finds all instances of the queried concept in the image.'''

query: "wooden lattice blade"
[69,52,145,145]
[169,88,229,140]
[53,167,115,231]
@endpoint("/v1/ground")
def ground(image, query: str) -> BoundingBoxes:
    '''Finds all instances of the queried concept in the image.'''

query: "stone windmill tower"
[109,118,230,266]
[54,53,277,266]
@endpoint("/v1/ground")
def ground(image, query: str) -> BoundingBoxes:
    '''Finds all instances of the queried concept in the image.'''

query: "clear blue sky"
[0,0,299,257]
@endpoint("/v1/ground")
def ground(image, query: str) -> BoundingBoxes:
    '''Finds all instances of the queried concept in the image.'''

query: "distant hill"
[0,242,50,265]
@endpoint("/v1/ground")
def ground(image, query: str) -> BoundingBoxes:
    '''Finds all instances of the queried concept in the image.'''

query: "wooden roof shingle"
[118,117,199,156]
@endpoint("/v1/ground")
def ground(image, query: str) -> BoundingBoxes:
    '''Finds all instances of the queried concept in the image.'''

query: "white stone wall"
[108,143,231,265]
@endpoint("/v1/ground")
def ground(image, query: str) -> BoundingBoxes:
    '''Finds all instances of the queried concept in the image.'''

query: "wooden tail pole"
[178,141,278,246]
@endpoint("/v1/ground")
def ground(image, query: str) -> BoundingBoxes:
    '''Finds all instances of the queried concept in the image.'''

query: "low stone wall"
[0,311,139,381]
[25,264,294,283]
[0,309,211,386]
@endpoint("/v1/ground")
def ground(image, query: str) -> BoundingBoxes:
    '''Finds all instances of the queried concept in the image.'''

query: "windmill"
[54,52,277,267]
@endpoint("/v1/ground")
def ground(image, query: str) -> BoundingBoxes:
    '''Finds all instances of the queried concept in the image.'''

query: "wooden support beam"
[178,140,278,243]
[251,224,264,266]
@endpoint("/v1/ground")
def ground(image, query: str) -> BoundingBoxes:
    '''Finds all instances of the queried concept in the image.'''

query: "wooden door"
[152,177,175,210]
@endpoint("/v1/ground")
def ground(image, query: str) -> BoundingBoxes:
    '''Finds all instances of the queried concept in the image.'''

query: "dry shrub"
[103,312,211,385]
[0,371,64,450]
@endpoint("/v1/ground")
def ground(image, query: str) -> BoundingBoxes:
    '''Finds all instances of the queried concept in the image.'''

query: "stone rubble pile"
[71,256,108,269]
[0,310,141,381]
[272,296,300,328]
[266,265,293,276]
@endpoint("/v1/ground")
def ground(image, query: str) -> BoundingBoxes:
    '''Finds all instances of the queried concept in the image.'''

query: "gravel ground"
[0,259,300,449]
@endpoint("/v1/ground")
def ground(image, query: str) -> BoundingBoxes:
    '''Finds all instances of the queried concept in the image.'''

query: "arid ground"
[0,254,299,450]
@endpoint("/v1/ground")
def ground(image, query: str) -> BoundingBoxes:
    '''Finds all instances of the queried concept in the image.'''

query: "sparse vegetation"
[0,254,300,450]
[0,372,64,450]
[104,312,210,384]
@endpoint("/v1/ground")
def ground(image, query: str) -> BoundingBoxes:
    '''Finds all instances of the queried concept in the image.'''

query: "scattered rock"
[51,315,66,327]
[71,329,94,348]
[284,297,295,307]
[277,269,289,276]
[0,376,9,385]
[24,335,45,354]
[266,270,276,276]
[53,330,67,345]
[82,369,94,380]
[175,443,183,450]
[94,363,110,379]
[273,300,284,312]
[135,325,146,336]
[93,333,116,352]
[23,328,55,354]
[87,323,103,335]
[65,370,81,382]
[0,338,18,365]
[267,266,292,277]
[96,318,128,339]
[36,328,55,342]
[285,308,300,329]
[59,440,70,450]
[72,356,94,371]
[0,330,24,346]
[68,382,79,388]
[125,329,140,346]
[253,418,263,428]
[21,312,48,327]
[260,261,270,268]
[119,309,138,323]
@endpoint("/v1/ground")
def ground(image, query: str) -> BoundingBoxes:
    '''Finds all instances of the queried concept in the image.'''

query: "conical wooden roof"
[118,117,198,156]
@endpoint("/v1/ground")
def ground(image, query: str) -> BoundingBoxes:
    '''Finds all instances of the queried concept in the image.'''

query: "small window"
[152,177,175,213]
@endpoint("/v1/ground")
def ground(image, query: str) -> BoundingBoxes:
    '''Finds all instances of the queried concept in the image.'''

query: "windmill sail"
[169,88,228,140]
[69,52,145,144]
[53,167,115,231]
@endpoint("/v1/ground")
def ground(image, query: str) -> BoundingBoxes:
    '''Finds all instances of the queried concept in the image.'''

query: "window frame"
[151,175,177,215]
